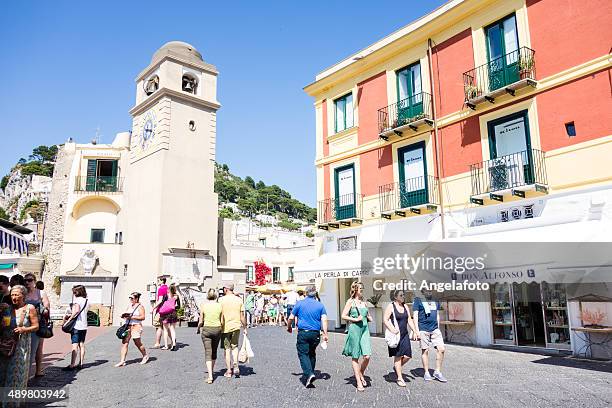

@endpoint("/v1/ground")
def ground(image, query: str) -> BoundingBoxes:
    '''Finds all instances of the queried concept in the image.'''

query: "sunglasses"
[129,297,135,300]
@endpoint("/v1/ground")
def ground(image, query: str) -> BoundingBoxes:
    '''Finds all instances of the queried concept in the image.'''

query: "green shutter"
[110,160,118,191]
[86,160,97,191]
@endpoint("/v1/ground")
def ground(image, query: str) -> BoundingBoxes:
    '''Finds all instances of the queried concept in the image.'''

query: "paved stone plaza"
[30,327,611,408]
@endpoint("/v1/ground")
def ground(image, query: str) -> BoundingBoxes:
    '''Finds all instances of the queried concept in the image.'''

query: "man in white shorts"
[413,289,447,382]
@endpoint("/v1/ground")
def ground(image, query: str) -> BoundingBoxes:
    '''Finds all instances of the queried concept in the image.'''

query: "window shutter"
[86,160,97,191]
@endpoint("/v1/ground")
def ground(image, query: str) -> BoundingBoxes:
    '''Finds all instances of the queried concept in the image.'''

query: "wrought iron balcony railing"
[317,193,364,225]
[379,176,440,214]
[378,92,433,136]
[463,47,536,107]
[75,176,123,193]
[469,149,547,199]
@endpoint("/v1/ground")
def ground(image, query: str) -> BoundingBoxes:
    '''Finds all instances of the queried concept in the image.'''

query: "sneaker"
[433,371,447,383]
[305,374,316,388]
[423,371,433,381]
[140,355,150,365]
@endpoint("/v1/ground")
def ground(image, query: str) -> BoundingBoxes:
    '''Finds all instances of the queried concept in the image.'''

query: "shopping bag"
[238,341,249,363]
[244,334,254,358]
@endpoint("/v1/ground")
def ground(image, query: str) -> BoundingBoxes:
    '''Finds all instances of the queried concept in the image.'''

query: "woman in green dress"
[341,281,372,392]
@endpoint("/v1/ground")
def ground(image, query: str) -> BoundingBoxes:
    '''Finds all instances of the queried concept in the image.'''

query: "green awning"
[0,264,14,270]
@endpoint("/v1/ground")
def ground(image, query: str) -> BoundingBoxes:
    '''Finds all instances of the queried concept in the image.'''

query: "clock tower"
[118,41,220,319]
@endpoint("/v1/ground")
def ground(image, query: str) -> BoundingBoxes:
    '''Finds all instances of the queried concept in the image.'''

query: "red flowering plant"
[254,260,271,286]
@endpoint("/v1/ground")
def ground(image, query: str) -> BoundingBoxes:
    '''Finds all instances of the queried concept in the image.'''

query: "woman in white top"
[115,292,149,367]
[62,285,89,370]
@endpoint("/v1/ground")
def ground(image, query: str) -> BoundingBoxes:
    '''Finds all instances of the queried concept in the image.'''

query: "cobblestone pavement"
[29,326,612,408]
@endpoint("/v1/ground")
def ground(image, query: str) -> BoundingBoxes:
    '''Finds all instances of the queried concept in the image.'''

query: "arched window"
[144,75,159,96]
[182,73,198,94]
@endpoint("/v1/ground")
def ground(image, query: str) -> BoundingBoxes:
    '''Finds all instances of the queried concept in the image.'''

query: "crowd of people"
[0,271,447,400]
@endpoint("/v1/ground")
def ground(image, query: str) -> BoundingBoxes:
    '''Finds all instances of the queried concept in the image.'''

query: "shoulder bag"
[62,299,88,334]
[0,307,28,358]
[116,304,139,340]
[384,306,401,348]
[36,304,54,339]
[158,296,176,315]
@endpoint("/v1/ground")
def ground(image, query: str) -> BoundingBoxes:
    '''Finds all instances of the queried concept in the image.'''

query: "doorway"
[513,282,546,347]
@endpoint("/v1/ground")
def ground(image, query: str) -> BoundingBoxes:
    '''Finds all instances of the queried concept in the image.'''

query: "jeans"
[246,310,253,326]
[296,330,320,378]
[286,304,295,328]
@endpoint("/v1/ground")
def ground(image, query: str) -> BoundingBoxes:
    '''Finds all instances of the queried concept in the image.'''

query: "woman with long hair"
[0,285,39,404]
[23,273,50,377]
[197,288,222,384]
[159,284,180,351]
[383,290,419,387]
[115,292,149,367]
[341,281,372,392]
[62,285,89,370]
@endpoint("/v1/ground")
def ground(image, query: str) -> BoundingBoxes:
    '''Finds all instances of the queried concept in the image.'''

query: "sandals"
[206,378,213,384]
[233,364,240,378]
[114,361,126,368]
[397,379,407,387]
[140,355,150,365]
[160,346,169,350]
[224,368,233,378]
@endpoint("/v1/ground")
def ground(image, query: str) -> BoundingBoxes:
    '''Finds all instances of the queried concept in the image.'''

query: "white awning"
[294,250,364,280]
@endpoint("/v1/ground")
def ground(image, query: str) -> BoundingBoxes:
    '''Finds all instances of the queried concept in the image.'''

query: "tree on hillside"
[255,181,265,190]
[244,176,255,189]
[0,207,7,220]
[30,145,58,163]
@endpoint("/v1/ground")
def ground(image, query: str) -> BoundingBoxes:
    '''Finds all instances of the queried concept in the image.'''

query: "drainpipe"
[428,38,446,239]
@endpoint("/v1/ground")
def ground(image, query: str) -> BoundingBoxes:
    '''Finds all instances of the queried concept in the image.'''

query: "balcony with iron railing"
[463,47,536,110]
[378,92,433,140]
[75,176,124,193]
[469,149,547,205]
[317,193,364,229]
[379,175,440,219]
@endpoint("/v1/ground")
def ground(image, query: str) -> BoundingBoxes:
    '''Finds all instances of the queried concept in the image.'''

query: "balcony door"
[86,159,118,192]
[334,164,356,220]
[398,142,427,208]
[396,63,423,125]
[486,14,519,92]
[487,111,533,191]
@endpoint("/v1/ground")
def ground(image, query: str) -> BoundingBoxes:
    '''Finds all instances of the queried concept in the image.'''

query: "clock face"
[140,111,157,149]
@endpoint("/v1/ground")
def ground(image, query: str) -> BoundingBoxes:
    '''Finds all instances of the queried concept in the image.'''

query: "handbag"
[384,307,401,348]
[62,299,88,334]
[0,307,28,358]
[36,312,54,339]
[158,297,176,315]
[116,304,139,340]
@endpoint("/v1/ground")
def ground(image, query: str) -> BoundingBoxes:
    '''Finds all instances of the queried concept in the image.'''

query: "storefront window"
[542,283,570,349]
[491,283,514,344]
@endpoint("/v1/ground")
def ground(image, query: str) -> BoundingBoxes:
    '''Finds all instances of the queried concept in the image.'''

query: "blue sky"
[0,1,445,206]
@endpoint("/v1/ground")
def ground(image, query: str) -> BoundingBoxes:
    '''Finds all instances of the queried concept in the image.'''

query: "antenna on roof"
[92,125,102,144]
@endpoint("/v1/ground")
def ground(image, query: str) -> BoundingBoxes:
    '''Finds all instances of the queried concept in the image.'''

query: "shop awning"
[294,250,364,280]
[0,226,28,255]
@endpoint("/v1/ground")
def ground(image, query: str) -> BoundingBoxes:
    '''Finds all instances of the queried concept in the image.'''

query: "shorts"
[129,324,143,339]
[71,329,87,344]
[419,329,444,350]
[222,329,240,349]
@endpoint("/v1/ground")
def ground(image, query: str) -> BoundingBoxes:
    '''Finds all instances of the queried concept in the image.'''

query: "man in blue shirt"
[287,285,328,388]
[413,288,447,383]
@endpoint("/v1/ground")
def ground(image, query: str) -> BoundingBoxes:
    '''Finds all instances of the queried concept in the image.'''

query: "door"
[96,160,118,191]
[486,14,519,92]
[488,111,534,190]
[334,164,356,220]
[491,283,515,344]
[396,63,423,125]
[513,282,546,347]
[398,142,427,208]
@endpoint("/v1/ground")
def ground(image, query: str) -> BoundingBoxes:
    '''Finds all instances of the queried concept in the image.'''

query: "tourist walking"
[115,292,149,367]
[383,290,419,387]
[244,290,256,328]
[341,281,372,391]
[413,289,447,382]
[62,285,89,371]
[287,285,328,388]
[0,285,39,406]
[219,283,246,378]
[197,288,222,384]
[24,273,50,377]
[285,288,299,328]
[254,293,264,326]
[151,277,169,349]
[268,295,278,326]
[158,284,180,351]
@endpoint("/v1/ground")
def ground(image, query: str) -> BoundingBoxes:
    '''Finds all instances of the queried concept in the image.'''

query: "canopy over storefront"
[246,283,312,294]
[294,250,365,280]
[0,222,30,255]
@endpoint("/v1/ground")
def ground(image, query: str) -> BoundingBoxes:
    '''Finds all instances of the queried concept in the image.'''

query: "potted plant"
[519,54,534,80]
[465,84,479,100]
